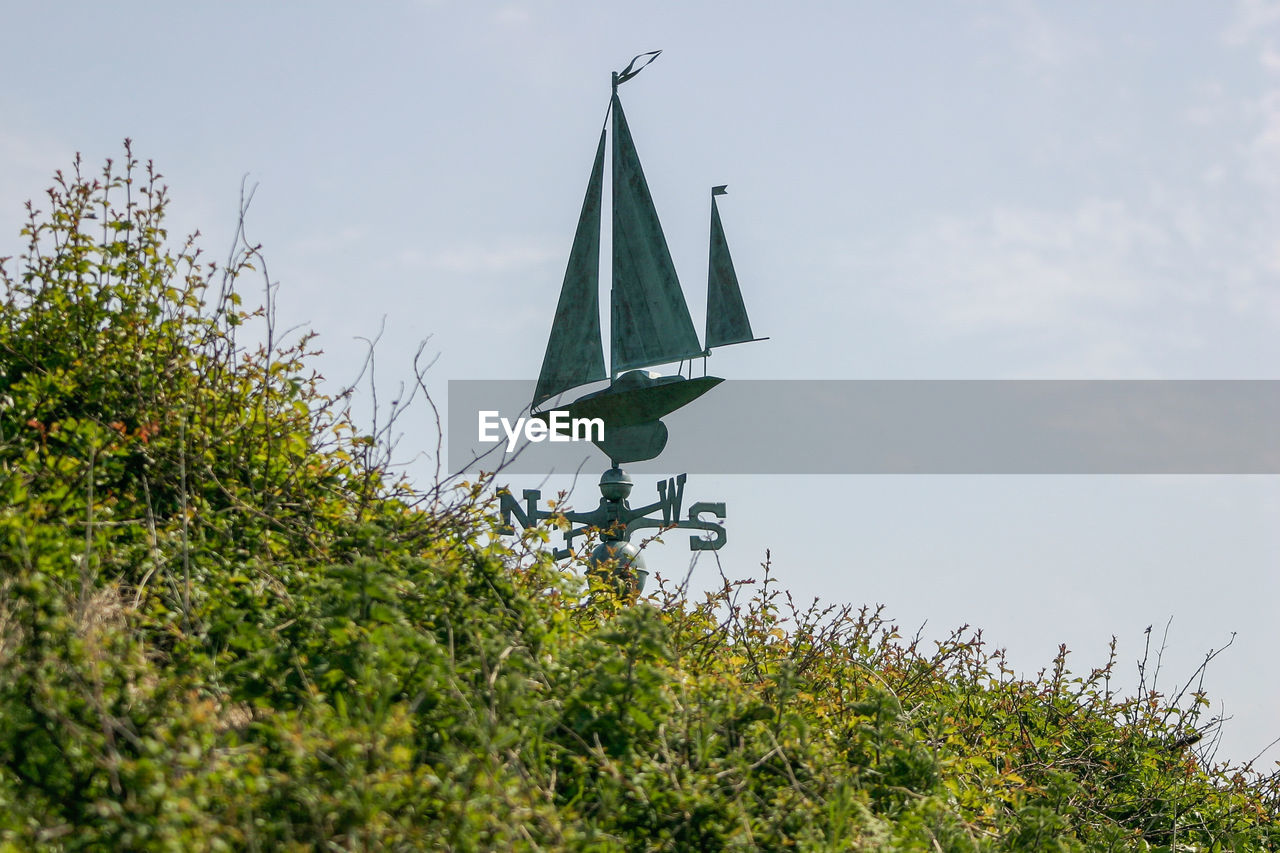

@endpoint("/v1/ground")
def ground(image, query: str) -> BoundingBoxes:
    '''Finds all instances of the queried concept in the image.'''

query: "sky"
[2,2,1278,766]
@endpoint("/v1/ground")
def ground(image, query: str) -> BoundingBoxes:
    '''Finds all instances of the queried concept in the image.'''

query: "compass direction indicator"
[499,468,726,592]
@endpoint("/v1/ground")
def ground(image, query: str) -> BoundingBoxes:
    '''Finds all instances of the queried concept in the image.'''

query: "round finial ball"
[587,540,648,593]
[598,467,633,501]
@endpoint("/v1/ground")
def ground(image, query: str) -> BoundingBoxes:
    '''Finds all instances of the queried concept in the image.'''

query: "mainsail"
[705,187,757,349]
[533,129,608,407]
[610,93,704,375]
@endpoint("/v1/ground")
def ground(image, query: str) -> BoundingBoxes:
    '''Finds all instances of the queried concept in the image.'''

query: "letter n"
[498,488,543,534]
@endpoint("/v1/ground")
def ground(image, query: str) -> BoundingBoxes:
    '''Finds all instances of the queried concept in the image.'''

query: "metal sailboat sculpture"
[533,52,765,463]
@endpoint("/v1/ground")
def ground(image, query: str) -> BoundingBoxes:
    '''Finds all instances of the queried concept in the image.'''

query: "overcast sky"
[3,1,1277,767]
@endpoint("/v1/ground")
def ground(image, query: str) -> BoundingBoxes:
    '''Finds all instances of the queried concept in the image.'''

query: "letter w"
[657,474,686,525]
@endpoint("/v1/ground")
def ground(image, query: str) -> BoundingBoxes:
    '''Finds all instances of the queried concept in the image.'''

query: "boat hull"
[532,372,722,463]
[567,375,723,428]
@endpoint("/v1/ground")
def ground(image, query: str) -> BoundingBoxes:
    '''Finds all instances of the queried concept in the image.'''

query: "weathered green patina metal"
[511,53,764,590]
[531,52,764,455]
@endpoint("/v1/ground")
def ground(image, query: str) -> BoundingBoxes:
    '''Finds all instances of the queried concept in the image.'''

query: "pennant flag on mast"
[615,50,662,87]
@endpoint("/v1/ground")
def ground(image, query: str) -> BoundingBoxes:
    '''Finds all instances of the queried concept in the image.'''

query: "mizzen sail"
[705,187,757,349]
[534,129,608,407]
[610,93,704,374]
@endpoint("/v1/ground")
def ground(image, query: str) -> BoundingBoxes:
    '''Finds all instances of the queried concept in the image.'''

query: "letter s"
[686,501,726,551]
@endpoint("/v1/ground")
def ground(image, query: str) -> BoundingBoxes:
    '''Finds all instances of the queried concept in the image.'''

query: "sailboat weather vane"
[499,51,766,591]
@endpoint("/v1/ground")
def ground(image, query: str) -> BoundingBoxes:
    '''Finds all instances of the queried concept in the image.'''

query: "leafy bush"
[1,147,1277,851]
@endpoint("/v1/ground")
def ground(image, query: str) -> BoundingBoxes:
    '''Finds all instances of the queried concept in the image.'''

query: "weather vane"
[499,51,766,591]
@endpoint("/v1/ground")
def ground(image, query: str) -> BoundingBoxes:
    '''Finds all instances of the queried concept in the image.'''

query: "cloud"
[0,129,74,248]
[1185,82,1237,128]
[1223,0,1280,45]
[860,189,1280,376]
[893,199,1165,334]
[287,225,371,256]
[0,130,67,178]
[491,5,531,27]
[1262,41,1280,70]
[404,242,557,274]
[857,8,1280,375]
[1243,90,1280,187]
[974,1,1086,71]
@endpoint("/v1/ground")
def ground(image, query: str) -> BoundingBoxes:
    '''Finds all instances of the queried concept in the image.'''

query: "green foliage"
[1,148,1277,850]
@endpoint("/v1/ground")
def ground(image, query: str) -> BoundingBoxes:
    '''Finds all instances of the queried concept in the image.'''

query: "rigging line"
[601,93,612,382]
